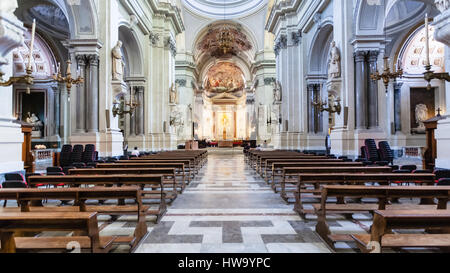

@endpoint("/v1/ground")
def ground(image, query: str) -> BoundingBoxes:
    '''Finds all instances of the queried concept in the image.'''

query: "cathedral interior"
[0,0,449,255]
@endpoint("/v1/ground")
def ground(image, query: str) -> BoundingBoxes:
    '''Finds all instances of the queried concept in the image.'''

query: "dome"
[182,0,267,19]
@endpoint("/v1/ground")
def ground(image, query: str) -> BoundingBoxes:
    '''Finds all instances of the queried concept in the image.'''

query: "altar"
[218,140,234,148]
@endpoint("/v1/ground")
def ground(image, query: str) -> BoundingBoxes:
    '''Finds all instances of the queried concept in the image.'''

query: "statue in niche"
[272,81,282,102]
[25,112,44,135]
[112,40,125,81]
[413,104,428,134]
[169,84,178,104]
[328,41,341,79]
[0,0,18,13]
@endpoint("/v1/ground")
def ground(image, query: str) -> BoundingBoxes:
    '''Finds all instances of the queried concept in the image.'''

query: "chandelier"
[217,27,234,55]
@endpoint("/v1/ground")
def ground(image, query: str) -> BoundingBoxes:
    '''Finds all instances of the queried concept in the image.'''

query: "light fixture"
[369,0,403,92]
[0,19,35,94]
[112,92,139,118]
[370,56,403,91]
[422,14,450,90]
[312,97,342,115]
[52,59,84,95]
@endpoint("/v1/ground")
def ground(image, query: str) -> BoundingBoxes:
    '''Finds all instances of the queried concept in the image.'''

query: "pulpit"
[423,115,448,170]
[17,121,35,173]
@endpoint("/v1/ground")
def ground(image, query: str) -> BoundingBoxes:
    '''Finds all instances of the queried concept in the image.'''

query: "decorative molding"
[435,0,450,13]
[274,34,287,56]
[264,77,276,85]
[291,29,302,46]
[164,36,177,57]
[175,79,186,87]
[149,31,160,47]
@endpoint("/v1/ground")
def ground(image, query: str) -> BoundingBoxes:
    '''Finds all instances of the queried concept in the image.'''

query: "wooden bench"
[130,157,199,174]
[278,167,392,200]
[256,155,330,174]
[313,185,449,248]
[69,167,184,192]
[289,173,436,208]
[263,158,352,182]
[98,162,189,184]
[269,161,363,185]
[28,174,168,223]
[352,210,450,253]
[0,186,147,251]
[0,212,114,253]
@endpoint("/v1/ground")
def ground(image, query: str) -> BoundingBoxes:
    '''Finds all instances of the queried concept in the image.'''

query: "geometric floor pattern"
[133,149,364,253]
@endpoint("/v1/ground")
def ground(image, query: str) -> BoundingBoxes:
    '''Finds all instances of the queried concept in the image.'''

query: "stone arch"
[308,21,334,76]
[118,25,144,77]
[52,0,98,39]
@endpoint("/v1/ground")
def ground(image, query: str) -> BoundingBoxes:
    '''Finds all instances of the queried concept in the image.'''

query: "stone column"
[354,51,368,129]
[394,82,403,133]
[75,55,86,133]
[136,86,145,135]
[367,50,379,129]
[129,87,136,137]
[86,54,99,133]
[52,84,60,137]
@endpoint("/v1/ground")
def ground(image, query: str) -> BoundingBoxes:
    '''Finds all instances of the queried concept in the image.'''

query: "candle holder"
[112,94,139,118]
[370,56,403,92]
[52,59,83,94]
[423,64,450,90]
[0,67,34,93]
[312,97,342,115]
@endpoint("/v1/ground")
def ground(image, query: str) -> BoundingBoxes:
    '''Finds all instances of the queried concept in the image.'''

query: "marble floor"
[132,149,360,253]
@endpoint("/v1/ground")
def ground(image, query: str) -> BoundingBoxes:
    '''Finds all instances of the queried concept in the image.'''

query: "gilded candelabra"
[112,94,139,118]
[424,65,450,90]
[370,56,403,91]
[52,60,83,94]
[312,97,342,115]
[0,67,34,94]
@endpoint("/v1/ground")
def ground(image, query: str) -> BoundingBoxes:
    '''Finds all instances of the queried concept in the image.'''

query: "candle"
[425,13,430,67]
[27,19,36,70]
[57,62,61,74]
[66,60,71,75]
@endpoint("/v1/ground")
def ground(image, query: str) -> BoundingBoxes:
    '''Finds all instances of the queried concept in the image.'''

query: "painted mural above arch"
[204,62,246,98]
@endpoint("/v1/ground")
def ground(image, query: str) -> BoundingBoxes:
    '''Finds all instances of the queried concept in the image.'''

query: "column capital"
[354,51,367,62]
[367,50,380,62]
[86,54,99,66]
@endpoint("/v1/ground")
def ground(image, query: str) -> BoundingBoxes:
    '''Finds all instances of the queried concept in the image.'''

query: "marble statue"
[169,84,178,104]
[328,41,341,79]
[112,40,124,81]
[0,0,18,13]
[414,104,428,133]
[25,112,43,132]
[273,81,282,102]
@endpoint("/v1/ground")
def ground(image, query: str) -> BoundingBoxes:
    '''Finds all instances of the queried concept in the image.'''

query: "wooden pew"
[0,212,114,253]
[0,186,147,251]
[268,160,359,185]
[256,155,330,174]
[68,167,184,193]
[352,210,450,253]
[247,151,302,169]
[131,157,199,174]
[279,166,392,198]
[313,185,449,248]
[99,162,190,184]
[291,173,436,215]
[28,174,168,223]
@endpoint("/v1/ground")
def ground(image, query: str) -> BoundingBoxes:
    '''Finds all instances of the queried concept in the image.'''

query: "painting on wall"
[410,88,435,134]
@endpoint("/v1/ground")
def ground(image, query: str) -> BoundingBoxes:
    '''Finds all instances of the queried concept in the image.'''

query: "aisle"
[135,149,333,253]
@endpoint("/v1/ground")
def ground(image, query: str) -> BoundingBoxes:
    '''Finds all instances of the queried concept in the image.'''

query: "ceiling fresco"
[197,25,252,58]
